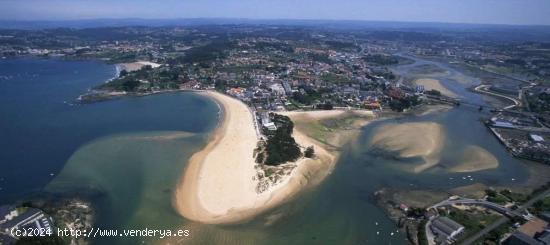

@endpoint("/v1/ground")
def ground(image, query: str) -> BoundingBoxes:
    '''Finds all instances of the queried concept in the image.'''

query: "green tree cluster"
[304,146,315,158]
[389,95,421,112]
[263,114,302,165]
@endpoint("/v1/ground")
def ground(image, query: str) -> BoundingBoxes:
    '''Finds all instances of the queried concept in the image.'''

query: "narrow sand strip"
[414,78,458,98]
[174,91,335,224]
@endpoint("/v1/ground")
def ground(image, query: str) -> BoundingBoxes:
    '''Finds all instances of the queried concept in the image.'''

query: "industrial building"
[430,216,465,244]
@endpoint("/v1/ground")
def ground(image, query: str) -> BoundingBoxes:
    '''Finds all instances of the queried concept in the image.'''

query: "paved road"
[474,84,521,110]
[428,197,516,245]
[431,198,519,217]
[459,217,509,245]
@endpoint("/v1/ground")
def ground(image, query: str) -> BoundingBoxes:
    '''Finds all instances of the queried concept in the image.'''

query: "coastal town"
[1,23,550,245]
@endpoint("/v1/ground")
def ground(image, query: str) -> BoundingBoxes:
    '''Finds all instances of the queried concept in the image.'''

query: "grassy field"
[447,207,502,243]
[530,196,550,215]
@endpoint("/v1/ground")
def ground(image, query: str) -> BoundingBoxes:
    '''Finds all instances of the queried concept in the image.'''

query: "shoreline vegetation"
[173,91,381,224]
[76,61,166,103]
[174,91,343,224]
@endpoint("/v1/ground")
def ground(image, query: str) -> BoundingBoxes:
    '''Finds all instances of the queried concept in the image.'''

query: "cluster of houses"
[427,209,550,244]
[504,216,550,245]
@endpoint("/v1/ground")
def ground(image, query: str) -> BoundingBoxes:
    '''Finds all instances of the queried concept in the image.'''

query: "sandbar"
[449,145,499,173]
[369,122,445,173]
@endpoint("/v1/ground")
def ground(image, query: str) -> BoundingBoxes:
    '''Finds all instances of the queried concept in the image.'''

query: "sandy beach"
[117,61,161,72]
[283,110,347,120]
[413,78,458,98]
[174,91,335,224]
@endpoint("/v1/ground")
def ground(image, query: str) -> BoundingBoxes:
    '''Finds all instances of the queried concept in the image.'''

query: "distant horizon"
[1,17,550,29]
[1,0,549,26]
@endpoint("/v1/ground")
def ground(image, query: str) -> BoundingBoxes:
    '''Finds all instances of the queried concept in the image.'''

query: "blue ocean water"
[0,58,218,203]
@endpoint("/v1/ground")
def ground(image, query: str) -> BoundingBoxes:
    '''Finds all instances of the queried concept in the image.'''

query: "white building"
[530,133,545,142]
[270,83,286,96]
[260,112,277,131]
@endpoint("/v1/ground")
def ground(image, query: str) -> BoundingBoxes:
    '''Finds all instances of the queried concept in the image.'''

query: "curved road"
[474,84,521,110]
[431,198,520,217]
